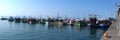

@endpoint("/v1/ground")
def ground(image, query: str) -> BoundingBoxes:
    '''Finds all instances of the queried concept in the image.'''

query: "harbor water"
[0,20,104,40]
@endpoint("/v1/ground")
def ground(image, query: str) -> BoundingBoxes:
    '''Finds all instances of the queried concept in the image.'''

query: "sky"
[0,0,120,18]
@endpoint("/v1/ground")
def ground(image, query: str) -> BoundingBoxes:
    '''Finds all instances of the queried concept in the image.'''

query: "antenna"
[114,0,117,7]
[115,0,120,17]
[115,2,118,7]
[114,0,120,7]
[57,13,59,19]
[65,14,67,19]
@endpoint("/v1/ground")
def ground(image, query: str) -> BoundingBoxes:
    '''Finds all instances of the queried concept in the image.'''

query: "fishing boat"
[62,21,68,25]
[28,18,39,24]
[21,18,28,23]
[79,19,87,27]
[74,18,80,26]
[8,17,14,22]
[98,19,111,30]
[68,19,74,26]
[88,14,99,28]
[47,18,63,26]
[1,16,7,20]
[14,17,21,22]
[40,19,46,24]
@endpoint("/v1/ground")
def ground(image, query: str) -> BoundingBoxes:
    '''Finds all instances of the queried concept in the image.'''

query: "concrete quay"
[100,21,120,40]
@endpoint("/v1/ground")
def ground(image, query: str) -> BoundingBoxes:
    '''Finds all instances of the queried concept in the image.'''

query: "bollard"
[103,32,109,40]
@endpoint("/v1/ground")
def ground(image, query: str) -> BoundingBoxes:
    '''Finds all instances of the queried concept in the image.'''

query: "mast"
[65,14,67,19]
[57,13,59,19]
[114,0,120,17]
[115,0,120,35]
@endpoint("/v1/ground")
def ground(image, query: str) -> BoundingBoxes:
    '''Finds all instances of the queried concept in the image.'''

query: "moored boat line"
[0,16,115,29]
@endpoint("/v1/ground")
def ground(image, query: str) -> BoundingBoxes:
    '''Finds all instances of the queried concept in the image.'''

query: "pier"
[100,21,120,40]
[100,4,120,40]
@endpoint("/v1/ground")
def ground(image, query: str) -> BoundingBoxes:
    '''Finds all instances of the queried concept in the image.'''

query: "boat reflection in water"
[44,21,105,40]
[89,28,97,40]
[0,20,105,40]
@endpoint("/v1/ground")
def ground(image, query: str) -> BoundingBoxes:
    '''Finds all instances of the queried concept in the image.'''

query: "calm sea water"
[0,20,104,40]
